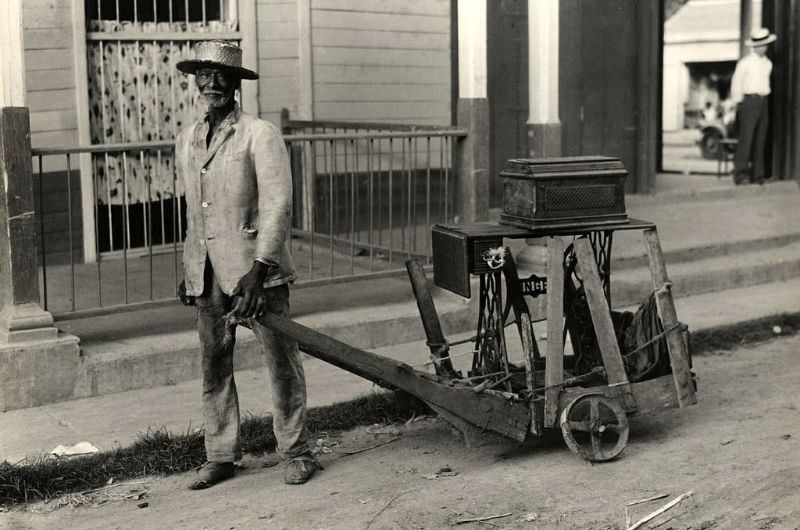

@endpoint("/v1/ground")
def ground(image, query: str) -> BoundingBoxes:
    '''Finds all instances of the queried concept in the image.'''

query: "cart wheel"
[560,394,629,462]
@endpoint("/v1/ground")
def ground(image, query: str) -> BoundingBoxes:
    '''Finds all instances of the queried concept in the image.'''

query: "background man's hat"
[749,28,777,46]
[176,41,258,80]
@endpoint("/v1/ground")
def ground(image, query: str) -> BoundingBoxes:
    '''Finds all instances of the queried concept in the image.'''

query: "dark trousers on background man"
[733,94,769,184]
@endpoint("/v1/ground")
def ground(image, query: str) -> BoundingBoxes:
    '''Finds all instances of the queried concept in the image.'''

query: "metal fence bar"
[121,151,129,304]
[33,128,463,318]
[37,155,48,311]
[66,154,76,311]
[426,136,431,263]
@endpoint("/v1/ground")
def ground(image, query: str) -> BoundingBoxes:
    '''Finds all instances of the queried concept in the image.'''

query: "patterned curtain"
[86,19,237,205]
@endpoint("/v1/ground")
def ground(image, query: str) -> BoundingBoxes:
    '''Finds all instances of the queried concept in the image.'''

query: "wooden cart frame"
[261,218,696,462]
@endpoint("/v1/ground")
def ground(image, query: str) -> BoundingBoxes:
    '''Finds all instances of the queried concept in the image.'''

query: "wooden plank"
[24,49,73,71]
[315,64,447,84]
[257,21,300,41]
[258,311,531,441]
[560,374,680,418]
[544,237,566,427]
[313,0,450,17]
[502,252,542,435]
[297,0,313,120]
[259,77,301,99]
[573,238,631,387]
[258,58,299,77]
[256,2,298,23]
[23,28,72,50]
[311,10,449,33]
[22,7,72,29]
[643,228,697,407]
[29,109,78,133]
[25,69,74,91]
[257,40,300,59]
[313,101,448,120]
[26,89,76,112]
[0,108,40,305]
[315,83,449,102]
[313,47,449,68]
[405,259,458,378]
[30,130,78,150]
[313,28,448,49]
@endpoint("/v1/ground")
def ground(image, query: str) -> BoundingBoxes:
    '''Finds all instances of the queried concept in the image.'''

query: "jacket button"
[201,201,209,208]
[200,168,207,174]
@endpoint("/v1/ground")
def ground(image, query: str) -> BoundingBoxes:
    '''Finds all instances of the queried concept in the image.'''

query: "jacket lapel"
[201,107,239,168]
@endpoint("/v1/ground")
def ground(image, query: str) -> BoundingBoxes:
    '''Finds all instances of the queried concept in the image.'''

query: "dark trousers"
[734,95,769,183]
[196,260,309,462]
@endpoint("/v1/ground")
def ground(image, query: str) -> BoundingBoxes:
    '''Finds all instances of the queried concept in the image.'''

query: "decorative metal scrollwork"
[482,246,507,270]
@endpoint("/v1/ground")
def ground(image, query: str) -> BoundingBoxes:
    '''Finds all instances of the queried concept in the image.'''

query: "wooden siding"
[22,0,79,150]
[311,0,451,126]
[256,0,301,125]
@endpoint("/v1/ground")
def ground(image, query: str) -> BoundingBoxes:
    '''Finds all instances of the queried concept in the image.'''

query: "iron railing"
[31,126,466,319]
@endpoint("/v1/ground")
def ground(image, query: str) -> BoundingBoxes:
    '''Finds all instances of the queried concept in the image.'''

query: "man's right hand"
[179,280,196,306]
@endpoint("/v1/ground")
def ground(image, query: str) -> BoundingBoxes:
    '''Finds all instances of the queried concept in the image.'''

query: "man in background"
[730,28,776,185]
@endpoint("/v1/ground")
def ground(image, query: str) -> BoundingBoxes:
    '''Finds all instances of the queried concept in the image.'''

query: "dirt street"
[4,334,799,530]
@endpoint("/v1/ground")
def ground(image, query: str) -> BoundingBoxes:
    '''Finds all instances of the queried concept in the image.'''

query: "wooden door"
[487,0,529,206]
[560,0,661,193]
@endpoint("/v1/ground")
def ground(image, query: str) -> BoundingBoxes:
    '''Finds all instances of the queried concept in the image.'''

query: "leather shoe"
[188,461,235,490]
[284,454,323,485]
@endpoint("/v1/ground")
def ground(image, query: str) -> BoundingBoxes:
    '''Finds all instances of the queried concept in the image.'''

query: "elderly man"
[176,41,320,489]
[730,28,776,185]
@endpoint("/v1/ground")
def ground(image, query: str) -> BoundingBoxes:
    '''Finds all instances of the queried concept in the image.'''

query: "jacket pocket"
[241,225,258,239]
[227,147,248,161]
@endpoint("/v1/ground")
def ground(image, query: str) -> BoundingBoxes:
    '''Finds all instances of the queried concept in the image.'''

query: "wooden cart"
[261,218,696,462]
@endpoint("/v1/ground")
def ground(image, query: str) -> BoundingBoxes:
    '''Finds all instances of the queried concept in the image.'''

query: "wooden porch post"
[454,0,490,223]
[0,108,58,343]
[0,107,81,410]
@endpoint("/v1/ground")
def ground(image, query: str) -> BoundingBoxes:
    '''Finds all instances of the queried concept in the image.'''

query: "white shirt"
[730,53,772,104]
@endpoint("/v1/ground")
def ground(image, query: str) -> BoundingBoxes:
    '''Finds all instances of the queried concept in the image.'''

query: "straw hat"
[748,28,777,47]
[176,41,258,80]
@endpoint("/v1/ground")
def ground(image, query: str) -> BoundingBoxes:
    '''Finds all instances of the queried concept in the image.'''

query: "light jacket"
[177,106,296,296]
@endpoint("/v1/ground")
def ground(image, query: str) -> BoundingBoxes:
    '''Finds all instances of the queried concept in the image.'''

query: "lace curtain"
[87,20,238,205]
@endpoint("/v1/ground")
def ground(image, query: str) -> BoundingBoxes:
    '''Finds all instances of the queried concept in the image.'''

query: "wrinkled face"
[753,44,769,57]
[195,67,238,109]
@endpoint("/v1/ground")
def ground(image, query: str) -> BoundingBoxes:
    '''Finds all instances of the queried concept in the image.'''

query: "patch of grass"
[2,314,797,507]
[0,392,427,507]
[690,313,800,355]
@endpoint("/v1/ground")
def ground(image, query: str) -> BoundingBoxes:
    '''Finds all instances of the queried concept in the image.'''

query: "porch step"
[610,240,800,308]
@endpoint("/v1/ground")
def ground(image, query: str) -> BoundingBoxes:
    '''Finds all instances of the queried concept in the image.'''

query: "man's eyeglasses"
[196,70,230,85]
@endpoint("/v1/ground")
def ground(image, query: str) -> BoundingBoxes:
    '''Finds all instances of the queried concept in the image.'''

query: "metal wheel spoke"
[590,399,600,424]
[568,420,592,432]
[590,431,601,455]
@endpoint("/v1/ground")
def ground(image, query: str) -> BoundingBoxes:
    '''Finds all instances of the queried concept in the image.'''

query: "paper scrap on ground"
[50,442,100,457]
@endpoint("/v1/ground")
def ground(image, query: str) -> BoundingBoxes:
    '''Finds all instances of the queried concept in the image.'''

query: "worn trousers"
[734,94,769,183]
[196,262,309,462]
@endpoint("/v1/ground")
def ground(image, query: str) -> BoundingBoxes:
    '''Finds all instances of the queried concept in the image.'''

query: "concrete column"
[516,0,561,273]
[526,0,561,158]
[0,108,80,410]
[454,0,490,223]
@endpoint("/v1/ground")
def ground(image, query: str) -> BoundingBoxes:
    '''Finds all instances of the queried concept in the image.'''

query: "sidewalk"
[1,277,799,463]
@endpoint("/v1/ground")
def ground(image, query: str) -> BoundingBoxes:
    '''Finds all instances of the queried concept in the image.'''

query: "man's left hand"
[231,261,275,318]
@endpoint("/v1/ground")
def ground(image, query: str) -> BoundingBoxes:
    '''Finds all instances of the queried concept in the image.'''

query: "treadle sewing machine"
[260,156,697,463]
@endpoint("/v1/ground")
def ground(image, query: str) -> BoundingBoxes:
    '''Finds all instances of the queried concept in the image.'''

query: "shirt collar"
[193,103,240,148]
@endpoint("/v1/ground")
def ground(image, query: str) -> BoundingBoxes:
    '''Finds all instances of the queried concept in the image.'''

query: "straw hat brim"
[176,59,259,80]
[749,34,777,46]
